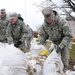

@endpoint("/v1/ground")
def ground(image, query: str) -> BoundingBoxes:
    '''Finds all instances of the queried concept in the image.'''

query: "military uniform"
[39,7,73,68]
[6,13,29,53]
[25,25,33,48]
[0,9,9,43]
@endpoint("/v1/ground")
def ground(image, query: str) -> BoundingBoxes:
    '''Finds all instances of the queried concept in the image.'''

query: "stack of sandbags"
[0,43,34,75]
[25,44,49,75]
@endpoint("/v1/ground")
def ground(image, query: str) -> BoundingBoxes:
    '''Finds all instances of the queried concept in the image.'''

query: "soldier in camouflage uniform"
[39,7,73,70]
[6,13,29,53]
[25,25,33,48]
[0,9,9,43]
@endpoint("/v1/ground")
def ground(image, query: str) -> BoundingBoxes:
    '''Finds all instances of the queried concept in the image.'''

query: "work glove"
[14,41,22,48]
[49,43,55,52]
[56,46,62,53]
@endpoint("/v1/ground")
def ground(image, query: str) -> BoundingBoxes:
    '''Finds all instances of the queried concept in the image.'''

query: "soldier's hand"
[14,44,19,48]
[17,41,22,45]
[14,41,22,48]
[56,46,62,53]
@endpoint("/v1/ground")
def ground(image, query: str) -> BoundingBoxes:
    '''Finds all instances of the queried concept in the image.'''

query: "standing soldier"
[25,25,33,48]
[39,7,73,71]
[0,9,9,43]
[6,13,29,53]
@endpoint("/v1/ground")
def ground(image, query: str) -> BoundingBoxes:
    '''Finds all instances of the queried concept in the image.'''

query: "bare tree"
[63,0,75,12]
[36,0,75,20]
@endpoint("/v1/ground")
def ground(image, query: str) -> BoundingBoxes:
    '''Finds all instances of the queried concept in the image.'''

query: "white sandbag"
[0,59,13,75]
[66,70,75,75]
[25,44,48,75]
[43,50,64,75]
[30,44,47,55]
[0,43,34,75]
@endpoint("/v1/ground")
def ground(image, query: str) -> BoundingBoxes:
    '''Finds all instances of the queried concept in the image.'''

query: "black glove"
[17,41,22,45]
[14,44,19,48]
[56,46,62,53]
[14,41,22,48]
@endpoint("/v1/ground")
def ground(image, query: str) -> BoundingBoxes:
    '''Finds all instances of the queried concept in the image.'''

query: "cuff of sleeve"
[58,43,65,49]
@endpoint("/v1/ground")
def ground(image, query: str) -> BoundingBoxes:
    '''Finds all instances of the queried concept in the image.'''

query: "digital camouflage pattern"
[25,25,34,48]
[39,15,73,49]
[0,16,9,43]
[6,19,29,53]
[39,15,73,67]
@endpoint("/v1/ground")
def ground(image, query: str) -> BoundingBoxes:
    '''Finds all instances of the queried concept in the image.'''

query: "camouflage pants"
[61,47,69,67]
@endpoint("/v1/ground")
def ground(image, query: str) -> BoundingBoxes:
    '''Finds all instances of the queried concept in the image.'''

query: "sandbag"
[43,50,64,75]
[0,43,34,75]
[0,59,13,75]
[25,44,48,75]
[66,70,75,75]
[30,44,47,55]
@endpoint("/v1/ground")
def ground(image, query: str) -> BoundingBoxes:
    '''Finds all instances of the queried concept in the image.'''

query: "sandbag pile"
[25,44,49,75]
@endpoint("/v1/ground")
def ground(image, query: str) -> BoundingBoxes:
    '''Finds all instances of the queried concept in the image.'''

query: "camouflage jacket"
[27,26,34,38]
[0,16,9,41]
[6,19,29,44]
[39,16,73,49]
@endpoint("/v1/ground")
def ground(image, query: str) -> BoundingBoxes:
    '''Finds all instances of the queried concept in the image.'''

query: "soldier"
[39,7,73,71]
[0,9,9,43]
[25,25,34,48]
[6,13,29,53]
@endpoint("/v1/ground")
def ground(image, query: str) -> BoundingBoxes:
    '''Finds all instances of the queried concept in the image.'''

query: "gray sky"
[0,0,62,31]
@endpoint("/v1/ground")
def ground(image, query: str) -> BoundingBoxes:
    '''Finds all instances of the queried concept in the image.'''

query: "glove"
[14,41,22,48]
[14,44,19,48]
[17,41,22,45]
[56,46,62,53]
[49,43,55,52]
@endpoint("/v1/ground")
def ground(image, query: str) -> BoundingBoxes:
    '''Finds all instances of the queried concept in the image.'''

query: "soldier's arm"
[58,20,73,49]
[39,24,49,44]
[6,22,13,44]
